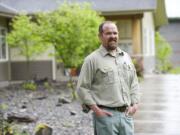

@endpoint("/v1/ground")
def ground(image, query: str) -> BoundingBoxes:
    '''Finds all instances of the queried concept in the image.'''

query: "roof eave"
[100,8,155,16]
[154,0,168,30]
[0,12,16,18]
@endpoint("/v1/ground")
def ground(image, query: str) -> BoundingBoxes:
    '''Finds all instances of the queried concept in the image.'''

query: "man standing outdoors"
[77,21,140,135]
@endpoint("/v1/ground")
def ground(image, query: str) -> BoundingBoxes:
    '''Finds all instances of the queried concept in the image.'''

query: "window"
[0,28,7,61]
[116,20,133,54]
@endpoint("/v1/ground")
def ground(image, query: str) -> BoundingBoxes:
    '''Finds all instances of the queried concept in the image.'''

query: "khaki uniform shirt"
[77,45,140,107]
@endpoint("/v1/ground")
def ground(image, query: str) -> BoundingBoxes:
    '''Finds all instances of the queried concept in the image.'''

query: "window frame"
[116,19,133,54]
[0,26,8,62]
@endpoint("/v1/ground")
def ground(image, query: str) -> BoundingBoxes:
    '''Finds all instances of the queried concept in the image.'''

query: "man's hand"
[89,105,113,117]
[126,104,138,116]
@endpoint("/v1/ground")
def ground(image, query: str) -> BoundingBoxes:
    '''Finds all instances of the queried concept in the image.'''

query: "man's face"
[99,23,119,51]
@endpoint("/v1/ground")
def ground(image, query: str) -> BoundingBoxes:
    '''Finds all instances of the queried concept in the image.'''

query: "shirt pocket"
[98,67,116,84]
[122,63,135,83]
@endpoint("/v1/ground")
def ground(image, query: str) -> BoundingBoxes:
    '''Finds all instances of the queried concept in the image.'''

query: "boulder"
[35,124,53,135]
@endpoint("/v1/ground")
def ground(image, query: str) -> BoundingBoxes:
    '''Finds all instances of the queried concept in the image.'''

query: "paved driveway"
[134,74,180,135]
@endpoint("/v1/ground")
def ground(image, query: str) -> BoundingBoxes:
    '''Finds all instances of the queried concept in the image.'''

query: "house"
[0,0,167,82]
[160,18,180,67]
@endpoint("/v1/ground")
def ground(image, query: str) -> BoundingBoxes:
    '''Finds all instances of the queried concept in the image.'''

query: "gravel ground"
[0,81,94,135]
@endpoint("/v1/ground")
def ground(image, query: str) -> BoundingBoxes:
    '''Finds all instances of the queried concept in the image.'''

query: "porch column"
[132,18,142,55]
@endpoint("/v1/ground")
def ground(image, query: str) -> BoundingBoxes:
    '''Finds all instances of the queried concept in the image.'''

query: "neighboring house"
[160,18,180,67]
[0,0,167,81]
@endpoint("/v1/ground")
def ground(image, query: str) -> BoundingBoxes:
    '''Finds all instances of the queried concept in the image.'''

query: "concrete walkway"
[134,74,180,135]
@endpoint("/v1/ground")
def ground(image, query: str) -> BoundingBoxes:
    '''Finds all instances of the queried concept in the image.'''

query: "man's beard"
[106,38,118,50]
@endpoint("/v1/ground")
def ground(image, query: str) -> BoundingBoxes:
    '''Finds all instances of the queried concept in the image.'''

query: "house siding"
[10,46,56,80]
[0,62,9,81]
[160,20,180,67]
[0,16,8,27]
[0,17,9,81]
[11,60,52,80]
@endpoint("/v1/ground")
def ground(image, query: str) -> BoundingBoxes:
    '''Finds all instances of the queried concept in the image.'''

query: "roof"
[0,0,167,27]
[0,0,56,15]
[154,0,168,29]
[0,0,156,15]
[0,2,17,17]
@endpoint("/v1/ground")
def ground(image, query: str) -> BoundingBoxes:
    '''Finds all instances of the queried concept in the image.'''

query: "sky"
[165,0,180,17]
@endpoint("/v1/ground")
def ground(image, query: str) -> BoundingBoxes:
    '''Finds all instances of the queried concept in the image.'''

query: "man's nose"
[110,33,117,38]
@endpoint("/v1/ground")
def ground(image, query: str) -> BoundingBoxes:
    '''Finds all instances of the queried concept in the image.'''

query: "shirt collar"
[99,45,124,57]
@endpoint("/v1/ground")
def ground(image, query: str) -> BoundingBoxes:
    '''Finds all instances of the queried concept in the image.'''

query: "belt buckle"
[118,106,127,112]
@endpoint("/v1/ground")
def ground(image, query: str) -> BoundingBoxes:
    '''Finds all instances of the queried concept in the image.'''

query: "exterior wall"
[160,19,180,67]
[0,62,9,81]
[116,19,133,54]
[0,16,9,81]
[11,60,53,80]
[9,47,55,80]
[0,17,8,27]
[10,47,53,61]
[142,12,156,73]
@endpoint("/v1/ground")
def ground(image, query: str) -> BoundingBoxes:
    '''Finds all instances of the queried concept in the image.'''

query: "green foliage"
[43,82,52,91]
[22,82,37,90]
[169,67,180,74]
[35,123,48,132]
[155,32,172,72]
[7,14,49,79]
[37,2,104,68]
[132,58,144,78]
[1,121,29,135]
[67,79,77,100]
[7,14,48,60]
[0,103,8,110]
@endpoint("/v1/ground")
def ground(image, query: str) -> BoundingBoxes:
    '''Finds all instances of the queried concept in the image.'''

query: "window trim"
[0,26,8,62]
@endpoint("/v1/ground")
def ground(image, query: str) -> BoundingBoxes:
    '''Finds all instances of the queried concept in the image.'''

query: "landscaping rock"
[58,96,71,104]
[7,112,38,123]
[0,81,94,135]
[35,124,53,135]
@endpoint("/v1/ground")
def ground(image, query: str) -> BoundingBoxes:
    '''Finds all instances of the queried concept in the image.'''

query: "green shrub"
[2,122,29,135]
[169,67,180,74]
[155,32,172,73]
[132,57,144,78]
[0,103,8,110]
[22,82,37,90]
[43,82,52,91]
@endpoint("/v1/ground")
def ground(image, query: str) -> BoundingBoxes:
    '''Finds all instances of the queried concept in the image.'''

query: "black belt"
[98,105,127,112]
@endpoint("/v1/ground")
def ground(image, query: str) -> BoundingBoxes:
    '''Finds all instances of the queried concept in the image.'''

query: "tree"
[7,14,48,80]
[37,2,104,68]
[37,2,104,99]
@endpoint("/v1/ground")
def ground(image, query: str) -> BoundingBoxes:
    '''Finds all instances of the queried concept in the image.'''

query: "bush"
[132,57,144,78]
[169,67,180,74]
[22,82,37,90]
[155,32,172,73]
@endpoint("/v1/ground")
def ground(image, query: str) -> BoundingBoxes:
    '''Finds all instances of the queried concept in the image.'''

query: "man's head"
[98,21,119,51]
